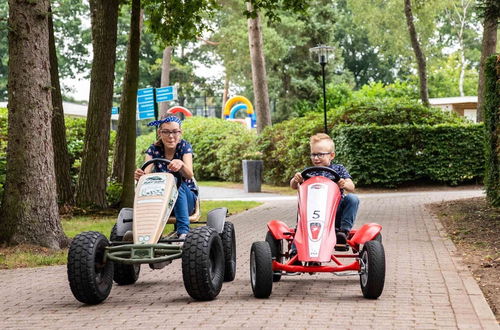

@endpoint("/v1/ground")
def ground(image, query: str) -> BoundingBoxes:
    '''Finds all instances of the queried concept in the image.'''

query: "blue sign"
[157,86,174,94]
[137,95,154,103]
[156,93,175,102]
[137,88,154,97]
[138,110,155,120]
[111,106,119,115]
[138,102,155,112]
[156,85,176,103]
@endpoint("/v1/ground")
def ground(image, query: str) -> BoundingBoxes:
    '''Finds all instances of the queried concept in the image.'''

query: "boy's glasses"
[310,152,331,159]
[159,130,181,137]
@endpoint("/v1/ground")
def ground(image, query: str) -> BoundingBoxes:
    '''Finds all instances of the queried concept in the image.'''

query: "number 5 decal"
[312,210,320,219]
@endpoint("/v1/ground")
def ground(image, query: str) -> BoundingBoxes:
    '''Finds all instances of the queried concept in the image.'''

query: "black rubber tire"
[373,233,382,243]
[182,226,225,301]
[220,221,237,282]
[110,224,140,285]
[250,241,273,298]
[359,240,386,299]
[67,231,114,304]
[265,231,282,282]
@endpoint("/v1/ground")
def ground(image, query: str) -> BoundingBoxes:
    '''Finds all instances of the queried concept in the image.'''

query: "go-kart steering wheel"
[301,166,341,183]
[140,158,182,188]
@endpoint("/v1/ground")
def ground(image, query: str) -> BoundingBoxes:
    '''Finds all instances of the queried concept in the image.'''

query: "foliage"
[258,103,474,186]
[483,55,500,206]
[182,117,259,181]
[336,99,465,126]
[106,180,123,208]
[334,124,484,187]
[135,117,259,182]
[0,2,7,100]
[142,0,219,45]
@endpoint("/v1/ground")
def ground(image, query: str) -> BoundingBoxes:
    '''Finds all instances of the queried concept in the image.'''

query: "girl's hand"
[134,168,145,181]
[168,159,184,172]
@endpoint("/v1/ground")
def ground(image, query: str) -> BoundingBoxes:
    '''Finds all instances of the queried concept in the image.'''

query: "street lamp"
[309,45,334,134]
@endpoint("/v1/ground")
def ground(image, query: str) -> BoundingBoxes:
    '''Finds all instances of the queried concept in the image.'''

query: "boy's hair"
[310,133,335,153]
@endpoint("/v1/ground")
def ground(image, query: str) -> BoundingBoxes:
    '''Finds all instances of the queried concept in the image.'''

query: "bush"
[335,98,466,126]
[334,124,484,187]
[483,55,500,206]
[257,105,483,186]
[135,117,259,182]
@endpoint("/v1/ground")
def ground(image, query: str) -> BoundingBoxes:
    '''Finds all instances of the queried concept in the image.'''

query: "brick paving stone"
[0,189,498,329]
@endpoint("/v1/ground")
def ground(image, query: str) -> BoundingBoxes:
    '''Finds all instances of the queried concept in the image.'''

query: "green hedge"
[135,117,259,182]
[334,124,484,187]
[258,101,470,186]
[483,55,500,206]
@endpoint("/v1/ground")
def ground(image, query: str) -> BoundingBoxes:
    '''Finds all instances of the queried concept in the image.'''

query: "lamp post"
[309,45,334,135]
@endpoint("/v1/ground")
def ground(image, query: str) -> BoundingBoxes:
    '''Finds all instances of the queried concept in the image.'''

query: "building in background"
[429,96,478,122]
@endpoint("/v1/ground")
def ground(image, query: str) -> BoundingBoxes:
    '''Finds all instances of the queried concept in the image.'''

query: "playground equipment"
[223,96,256,129]
[167,106,193,117]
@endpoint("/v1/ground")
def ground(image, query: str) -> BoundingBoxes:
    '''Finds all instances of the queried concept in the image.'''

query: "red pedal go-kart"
[250,166,385,299]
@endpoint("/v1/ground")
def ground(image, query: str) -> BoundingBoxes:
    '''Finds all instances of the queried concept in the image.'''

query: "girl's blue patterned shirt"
[145,139,198,195]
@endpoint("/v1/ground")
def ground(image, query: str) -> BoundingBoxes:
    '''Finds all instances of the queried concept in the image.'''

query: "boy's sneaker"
[335,231,349,251]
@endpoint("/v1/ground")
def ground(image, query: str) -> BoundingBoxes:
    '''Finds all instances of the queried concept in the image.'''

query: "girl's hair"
[310,133,335,152]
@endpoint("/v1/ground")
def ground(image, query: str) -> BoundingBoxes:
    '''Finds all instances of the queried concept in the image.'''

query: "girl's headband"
[147,116,182,127]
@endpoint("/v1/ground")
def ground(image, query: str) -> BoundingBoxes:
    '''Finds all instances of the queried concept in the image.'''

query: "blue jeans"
[173,182,196,235]
[335,194,360,232]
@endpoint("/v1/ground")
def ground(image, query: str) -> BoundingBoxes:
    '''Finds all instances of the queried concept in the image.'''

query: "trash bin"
[242,160,263,193]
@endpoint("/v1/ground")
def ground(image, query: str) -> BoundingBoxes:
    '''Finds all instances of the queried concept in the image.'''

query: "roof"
[429,96,477,105]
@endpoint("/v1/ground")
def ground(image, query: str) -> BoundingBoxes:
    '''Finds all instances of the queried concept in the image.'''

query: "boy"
[290,133,359,248]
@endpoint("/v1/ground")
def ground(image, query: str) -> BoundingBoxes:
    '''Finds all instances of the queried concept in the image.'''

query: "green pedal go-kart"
[67,159,236,304]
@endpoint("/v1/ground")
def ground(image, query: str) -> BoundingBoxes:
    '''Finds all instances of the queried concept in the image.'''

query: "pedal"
[334,244,349,252]
[149,260,172,270]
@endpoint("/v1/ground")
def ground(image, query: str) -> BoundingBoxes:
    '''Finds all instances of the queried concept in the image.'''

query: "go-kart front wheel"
[221,221,236,282]
[182,226,225,301]
[250,241,273,298]
[359,240,385,299]
[67,231,114,304]
[110,224,140,285]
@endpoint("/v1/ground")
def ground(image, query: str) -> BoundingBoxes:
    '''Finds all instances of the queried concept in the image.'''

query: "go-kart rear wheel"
[67,231,114,304]
[110,224,140,285]
[250,241,273,298]
[221,221,236,282]
[359,240,385,299]
[265,231,282,282]
[182,226,225,301]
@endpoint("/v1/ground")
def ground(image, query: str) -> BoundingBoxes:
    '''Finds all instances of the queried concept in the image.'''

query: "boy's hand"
[293,172,304,184]
[338,178,346,189]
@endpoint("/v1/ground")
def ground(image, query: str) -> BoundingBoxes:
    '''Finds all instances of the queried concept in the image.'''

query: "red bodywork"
[266,175,382,274]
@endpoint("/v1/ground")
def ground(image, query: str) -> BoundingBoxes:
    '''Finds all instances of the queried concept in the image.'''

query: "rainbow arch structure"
[223,96,255,128]
[167,106,193,117]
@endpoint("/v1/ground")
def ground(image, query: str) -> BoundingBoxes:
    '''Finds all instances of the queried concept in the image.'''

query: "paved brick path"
[0,189,497,329]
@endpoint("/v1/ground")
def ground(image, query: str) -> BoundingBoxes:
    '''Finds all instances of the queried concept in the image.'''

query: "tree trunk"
[246,2,271,133]
[476,11,498,122]
[159,46,172,118]
[221,72,229,119]
[75,0,119,208]
[117,0,142,208]
[0,0,67,249]
[48,5,73,205]
[111,4,142,186]
[404,0,430,107]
